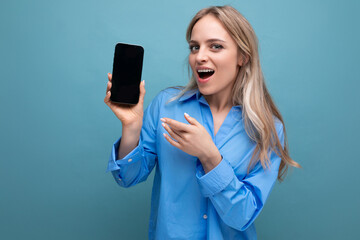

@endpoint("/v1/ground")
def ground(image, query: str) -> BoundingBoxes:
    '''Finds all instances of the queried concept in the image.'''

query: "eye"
[189,45,199,52]
[211,44,223,50]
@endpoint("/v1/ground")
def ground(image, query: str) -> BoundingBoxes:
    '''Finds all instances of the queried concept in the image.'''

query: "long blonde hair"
[175,5,300,181]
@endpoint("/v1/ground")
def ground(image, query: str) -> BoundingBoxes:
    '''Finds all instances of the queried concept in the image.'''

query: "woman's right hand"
[104,73,145,131]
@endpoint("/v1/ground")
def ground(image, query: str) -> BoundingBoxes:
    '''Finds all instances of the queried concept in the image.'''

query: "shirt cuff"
[106,137,142,172]
[196,157,234,197]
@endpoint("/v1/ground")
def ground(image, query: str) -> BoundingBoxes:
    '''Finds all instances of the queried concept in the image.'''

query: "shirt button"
[118,178,121,181]
[203,214,208,220]
[128,159,133,162]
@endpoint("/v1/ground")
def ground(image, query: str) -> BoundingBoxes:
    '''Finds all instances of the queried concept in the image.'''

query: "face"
[188,14,243,100]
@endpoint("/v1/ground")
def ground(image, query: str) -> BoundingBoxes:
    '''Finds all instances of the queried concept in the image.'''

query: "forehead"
[191,14,231,41]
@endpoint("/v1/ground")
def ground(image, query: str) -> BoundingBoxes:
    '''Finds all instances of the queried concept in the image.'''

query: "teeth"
[197,69,214,73]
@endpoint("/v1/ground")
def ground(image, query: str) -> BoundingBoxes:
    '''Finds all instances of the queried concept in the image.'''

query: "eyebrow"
[189,38,226,44]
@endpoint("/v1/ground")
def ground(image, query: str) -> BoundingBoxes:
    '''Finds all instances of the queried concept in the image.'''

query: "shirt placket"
[197,99,216,231]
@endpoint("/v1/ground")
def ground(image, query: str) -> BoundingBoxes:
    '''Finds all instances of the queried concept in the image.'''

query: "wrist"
[122,120,142,133]
[199,148,222,174]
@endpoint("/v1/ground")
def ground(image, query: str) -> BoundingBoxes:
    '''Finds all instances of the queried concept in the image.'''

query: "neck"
[204,93,233,112]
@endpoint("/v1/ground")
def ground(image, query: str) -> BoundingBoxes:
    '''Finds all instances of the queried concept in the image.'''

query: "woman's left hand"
[161,113,222,172]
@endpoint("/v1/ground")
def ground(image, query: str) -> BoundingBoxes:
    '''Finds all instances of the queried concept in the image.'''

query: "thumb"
[184,112,199,126]
[138,80,146,104]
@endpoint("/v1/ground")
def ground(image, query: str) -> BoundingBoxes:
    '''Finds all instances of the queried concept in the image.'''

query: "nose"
[195,48,208,63]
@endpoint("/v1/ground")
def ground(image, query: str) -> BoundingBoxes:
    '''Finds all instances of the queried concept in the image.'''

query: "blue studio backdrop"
[1,0,359,239]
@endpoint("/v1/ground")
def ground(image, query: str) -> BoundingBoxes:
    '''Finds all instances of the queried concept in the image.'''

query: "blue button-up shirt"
[107,88,284,240]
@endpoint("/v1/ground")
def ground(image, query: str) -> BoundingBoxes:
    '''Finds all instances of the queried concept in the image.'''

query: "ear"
[238,53,249,66]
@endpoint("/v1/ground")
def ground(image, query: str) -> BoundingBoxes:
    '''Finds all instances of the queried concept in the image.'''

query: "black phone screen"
[110,43,144,104]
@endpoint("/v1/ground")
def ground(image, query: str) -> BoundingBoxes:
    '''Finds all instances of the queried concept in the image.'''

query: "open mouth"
[197,69,215,79]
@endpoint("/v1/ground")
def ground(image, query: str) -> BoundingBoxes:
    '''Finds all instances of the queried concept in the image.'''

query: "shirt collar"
[178,89,201,102]
[178,88,242,110]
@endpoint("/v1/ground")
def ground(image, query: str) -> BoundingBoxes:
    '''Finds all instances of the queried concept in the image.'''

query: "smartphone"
[110,43,144,105]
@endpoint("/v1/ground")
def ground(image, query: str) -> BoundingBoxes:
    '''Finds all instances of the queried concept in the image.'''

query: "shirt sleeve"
[105,91,164,188]
[196,122,285,231]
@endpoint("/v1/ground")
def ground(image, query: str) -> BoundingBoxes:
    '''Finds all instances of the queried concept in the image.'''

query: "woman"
[104,5,300,240]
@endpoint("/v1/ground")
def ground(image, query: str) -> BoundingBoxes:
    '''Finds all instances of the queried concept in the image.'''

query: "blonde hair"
[175,5,300,181]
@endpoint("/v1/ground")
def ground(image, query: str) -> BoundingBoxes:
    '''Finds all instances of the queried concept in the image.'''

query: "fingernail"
[161,123,166,127]
[160,118,166,122]
[184,112,189,117]
[142,80,145,86]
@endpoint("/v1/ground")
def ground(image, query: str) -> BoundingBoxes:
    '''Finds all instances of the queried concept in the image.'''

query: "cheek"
[217,54,239,74]
[188,55,196,70]
[224,52,239,66]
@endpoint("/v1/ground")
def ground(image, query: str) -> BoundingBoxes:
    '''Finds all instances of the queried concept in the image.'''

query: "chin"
[197,85,213,96]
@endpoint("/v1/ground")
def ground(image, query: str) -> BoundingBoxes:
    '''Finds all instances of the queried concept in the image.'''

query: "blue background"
[1,0,359,239]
